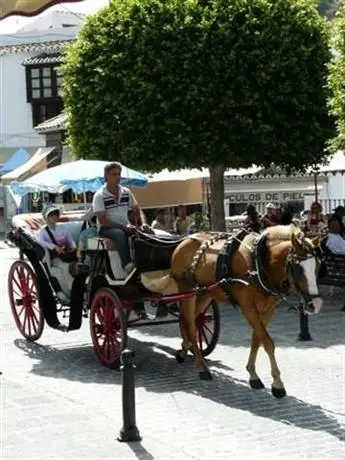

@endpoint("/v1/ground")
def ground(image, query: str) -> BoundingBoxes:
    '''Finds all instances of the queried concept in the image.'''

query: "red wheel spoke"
[203,323,214,336]
[90,289,126,368]
[9,262,44,342]
[198,328,203,349]
[12,275,23,293]
[27,313,32,337]
[16,304,26,318]
[200,327,210,346]
[12,288,22,298]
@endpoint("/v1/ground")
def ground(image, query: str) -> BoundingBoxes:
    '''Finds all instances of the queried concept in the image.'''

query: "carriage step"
[56,324,69,332]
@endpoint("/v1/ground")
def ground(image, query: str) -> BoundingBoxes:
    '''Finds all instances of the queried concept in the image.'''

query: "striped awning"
[22,52,61,66]
[34,111,66,133]
[0,1,84,20]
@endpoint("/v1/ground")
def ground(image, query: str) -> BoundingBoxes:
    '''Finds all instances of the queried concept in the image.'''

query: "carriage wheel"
[8,261,44,341]
[89,287,127,368]
[195,300,220,357]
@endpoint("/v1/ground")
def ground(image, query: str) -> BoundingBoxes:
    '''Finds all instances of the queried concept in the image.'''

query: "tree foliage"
[328,3,345,150]
[62,0,334,228]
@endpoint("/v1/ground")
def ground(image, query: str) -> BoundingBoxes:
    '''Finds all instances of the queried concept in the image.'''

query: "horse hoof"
[175,350,186,363]
[271,386,287,398]
[199,370,213,381]
[250,378,265,390]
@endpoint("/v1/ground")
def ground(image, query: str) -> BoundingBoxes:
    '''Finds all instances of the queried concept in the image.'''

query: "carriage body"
[7,211,220,368]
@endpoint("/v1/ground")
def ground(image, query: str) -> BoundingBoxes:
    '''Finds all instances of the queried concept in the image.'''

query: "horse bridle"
[286,244,322,313]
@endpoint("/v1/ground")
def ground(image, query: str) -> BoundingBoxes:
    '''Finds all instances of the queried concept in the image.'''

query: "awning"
[0,0,84,20]
[135,178,203,208]
[22,52,61,66]
[1,147,57,184]
[0,148,30,175]
[35,112,67,133]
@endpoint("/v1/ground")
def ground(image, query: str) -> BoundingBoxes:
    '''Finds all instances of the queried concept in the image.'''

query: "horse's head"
[288,229,323,314]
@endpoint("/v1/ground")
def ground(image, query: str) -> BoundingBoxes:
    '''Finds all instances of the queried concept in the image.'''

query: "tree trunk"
[209,165,226,232]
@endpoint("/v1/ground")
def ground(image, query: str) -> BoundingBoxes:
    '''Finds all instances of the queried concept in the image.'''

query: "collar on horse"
[250,232,290,298]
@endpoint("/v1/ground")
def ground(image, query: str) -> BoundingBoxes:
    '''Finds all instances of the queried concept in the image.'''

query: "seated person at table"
[92,162,144,278]
[325,215,345,254]
[37,204,76,304]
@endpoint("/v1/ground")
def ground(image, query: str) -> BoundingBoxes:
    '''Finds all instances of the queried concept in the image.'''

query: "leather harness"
[184,229,291,304]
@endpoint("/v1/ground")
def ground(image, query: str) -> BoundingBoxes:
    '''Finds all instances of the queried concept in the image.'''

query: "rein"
[175,227,320,308]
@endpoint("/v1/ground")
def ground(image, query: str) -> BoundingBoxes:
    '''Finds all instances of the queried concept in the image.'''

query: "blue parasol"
[9,159,148,198]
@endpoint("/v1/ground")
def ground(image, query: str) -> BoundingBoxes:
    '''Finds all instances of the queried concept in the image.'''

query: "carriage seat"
[134,231,185,272]
[136,230,185,247]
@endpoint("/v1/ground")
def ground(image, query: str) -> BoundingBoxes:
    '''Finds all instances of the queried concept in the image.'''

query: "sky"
[0,0,109,34]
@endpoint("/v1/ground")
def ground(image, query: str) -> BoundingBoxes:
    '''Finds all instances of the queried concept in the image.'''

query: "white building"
[0,10,83,166]
[222,151,345,217]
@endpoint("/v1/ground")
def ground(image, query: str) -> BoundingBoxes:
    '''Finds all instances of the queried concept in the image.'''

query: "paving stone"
[1,247,344,459]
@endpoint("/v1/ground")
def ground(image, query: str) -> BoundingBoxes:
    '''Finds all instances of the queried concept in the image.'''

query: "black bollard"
[118,348,142,443]
[297,310,312,341]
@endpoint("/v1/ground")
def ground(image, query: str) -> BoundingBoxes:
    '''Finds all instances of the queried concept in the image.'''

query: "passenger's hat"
[42,203,60,221]
[266,203,276,209]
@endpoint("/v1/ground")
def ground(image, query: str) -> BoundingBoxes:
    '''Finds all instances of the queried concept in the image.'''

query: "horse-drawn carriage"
[7,211,220,368]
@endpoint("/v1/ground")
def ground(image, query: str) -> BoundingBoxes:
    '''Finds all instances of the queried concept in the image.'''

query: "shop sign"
[227,192,304,203]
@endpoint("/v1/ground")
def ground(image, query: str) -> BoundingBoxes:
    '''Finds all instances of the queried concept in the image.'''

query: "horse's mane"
[265,224,300,246]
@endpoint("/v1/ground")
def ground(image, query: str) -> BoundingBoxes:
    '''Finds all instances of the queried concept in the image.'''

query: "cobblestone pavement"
[1,248,344,460]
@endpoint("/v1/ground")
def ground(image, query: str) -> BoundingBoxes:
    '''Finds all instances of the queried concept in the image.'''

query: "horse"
[144,224,323,398]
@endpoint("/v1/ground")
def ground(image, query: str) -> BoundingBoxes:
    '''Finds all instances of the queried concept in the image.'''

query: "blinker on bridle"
[287,243,321,312]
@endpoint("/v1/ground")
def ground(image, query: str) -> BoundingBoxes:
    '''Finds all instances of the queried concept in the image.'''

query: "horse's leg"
[179,296,212,380]
[189,295,213,380]
[247,331,265,389]
[246,307,275,390]
[176,305,191,363]
[241,302,286,398]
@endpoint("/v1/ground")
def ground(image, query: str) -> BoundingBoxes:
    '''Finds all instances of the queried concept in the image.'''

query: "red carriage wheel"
[8,261,44,341]
[89,287,127,368]
[195,300,220,357]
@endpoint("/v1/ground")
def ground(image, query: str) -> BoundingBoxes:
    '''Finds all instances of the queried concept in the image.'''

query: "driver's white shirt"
[326,233,345,254]
[93,184,137,228]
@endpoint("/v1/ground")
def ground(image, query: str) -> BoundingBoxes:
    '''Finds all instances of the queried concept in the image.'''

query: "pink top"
[37,225,76,250]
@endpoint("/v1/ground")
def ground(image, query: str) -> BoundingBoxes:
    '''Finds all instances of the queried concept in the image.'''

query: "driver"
[92,162,142,274]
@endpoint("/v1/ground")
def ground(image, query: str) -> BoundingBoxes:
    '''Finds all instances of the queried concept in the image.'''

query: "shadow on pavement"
[136,302,345,349]
[14,338,345,443]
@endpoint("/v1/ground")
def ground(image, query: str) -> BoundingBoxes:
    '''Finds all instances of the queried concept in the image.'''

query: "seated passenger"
[77,209,98,265]
[326,215,345,254]
[306,201,326,235]
[92,162,143,278]
[243,205,261,233]
[151,209,168,231]
[261,203,279,228]
[187,211,209,234]
[37,204,76,304]
[173,204,191,235]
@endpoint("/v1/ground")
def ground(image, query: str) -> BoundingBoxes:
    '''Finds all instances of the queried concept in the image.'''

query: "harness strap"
[250,232,289,299]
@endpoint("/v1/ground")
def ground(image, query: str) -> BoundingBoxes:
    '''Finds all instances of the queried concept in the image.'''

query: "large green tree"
[328,3,345,150]
[63,0,333,230]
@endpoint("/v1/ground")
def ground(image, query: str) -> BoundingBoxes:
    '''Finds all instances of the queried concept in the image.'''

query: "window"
[26,64,64,126]
[32,100,63,127]
[26,65,62,102]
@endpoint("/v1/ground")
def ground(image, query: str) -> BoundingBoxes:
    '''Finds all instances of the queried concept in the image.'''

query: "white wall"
[327,173,345,199]
[0,52,45,149]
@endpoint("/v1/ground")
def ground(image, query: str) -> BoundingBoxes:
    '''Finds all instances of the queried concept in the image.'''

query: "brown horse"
[144,224,323,398]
